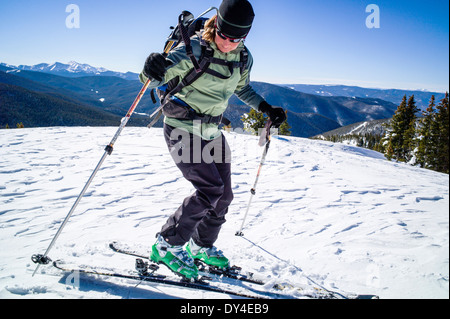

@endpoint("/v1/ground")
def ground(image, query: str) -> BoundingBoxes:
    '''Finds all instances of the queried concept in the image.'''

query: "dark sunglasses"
[216,29,245,43]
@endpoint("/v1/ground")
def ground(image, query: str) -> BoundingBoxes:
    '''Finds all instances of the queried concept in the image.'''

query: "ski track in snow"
[0,127,448,299]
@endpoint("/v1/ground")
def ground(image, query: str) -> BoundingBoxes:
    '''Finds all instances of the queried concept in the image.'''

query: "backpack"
[148,8,248,128]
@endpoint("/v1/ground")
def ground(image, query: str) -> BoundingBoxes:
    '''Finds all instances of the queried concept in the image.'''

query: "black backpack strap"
[204,57,235,79]
[178,14,202,73]
[160,54,211,107]
[240,47,248,75]
[198,40,247,79]
[150,89,158,104]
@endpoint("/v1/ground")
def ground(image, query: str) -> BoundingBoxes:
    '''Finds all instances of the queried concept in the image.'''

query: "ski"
[52,260,286,299]
[109,242,265,286]
[109,242,379,300]
[109,241,322,296]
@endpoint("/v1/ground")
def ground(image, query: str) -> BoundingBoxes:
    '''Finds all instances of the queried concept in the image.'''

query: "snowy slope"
[0,127,448,299]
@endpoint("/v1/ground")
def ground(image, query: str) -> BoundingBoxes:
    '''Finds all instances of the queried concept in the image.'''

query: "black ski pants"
[159,123,233,247]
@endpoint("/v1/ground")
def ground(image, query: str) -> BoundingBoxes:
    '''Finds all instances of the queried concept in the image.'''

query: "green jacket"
[139,34,265,140]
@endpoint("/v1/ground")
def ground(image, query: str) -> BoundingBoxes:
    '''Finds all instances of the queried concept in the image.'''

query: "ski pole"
[31,12,193,276]
[235,120,272,237]
[31,79,151,276]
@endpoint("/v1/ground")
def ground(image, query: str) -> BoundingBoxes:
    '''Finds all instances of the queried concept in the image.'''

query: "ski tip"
[108,243,115,251]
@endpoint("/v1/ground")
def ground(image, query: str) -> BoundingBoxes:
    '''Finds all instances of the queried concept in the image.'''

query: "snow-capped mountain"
[0,61,138,80]
[19,61,108,74]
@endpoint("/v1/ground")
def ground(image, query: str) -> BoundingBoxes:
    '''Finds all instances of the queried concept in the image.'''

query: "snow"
[0,127,448,299]
[348,122,368,135]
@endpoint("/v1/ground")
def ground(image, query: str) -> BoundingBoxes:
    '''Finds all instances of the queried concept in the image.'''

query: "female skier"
[139,0,286,280]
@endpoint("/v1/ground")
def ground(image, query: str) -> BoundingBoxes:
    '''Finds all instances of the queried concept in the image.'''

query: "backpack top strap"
[178,14,202,73]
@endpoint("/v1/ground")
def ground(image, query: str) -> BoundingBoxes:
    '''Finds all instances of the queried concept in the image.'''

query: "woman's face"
[215,31,241,53]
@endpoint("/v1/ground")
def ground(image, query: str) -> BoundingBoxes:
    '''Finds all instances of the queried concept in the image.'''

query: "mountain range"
[1,61,138,81]
[1,61,444,137]
[3,61,445,106]
[285,84,447,110]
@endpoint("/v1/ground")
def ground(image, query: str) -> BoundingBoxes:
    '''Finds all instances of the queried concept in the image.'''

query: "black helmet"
[217,0,255,39]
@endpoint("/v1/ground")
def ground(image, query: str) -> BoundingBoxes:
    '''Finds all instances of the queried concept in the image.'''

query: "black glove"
[143,53,172,82]
[258,101,287,128]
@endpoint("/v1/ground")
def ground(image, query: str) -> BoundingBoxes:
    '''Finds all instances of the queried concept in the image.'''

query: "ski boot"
[186,239,230,270]
[150,235,198,280]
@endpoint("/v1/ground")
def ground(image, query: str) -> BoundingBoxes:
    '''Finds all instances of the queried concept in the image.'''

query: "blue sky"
[0,0,448,92]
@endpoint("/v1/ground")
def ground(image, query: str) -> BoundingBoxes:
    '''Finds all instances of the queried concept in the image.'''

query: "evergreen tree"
[278,118,291,136]
[435,93,449,173]
[241,108,291,136]
[416,96,436,168]
[384,95,407,161]
[384,95,419,162]
[403,95,419,163]
[416,93,449,173]
[241,109,266,135]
